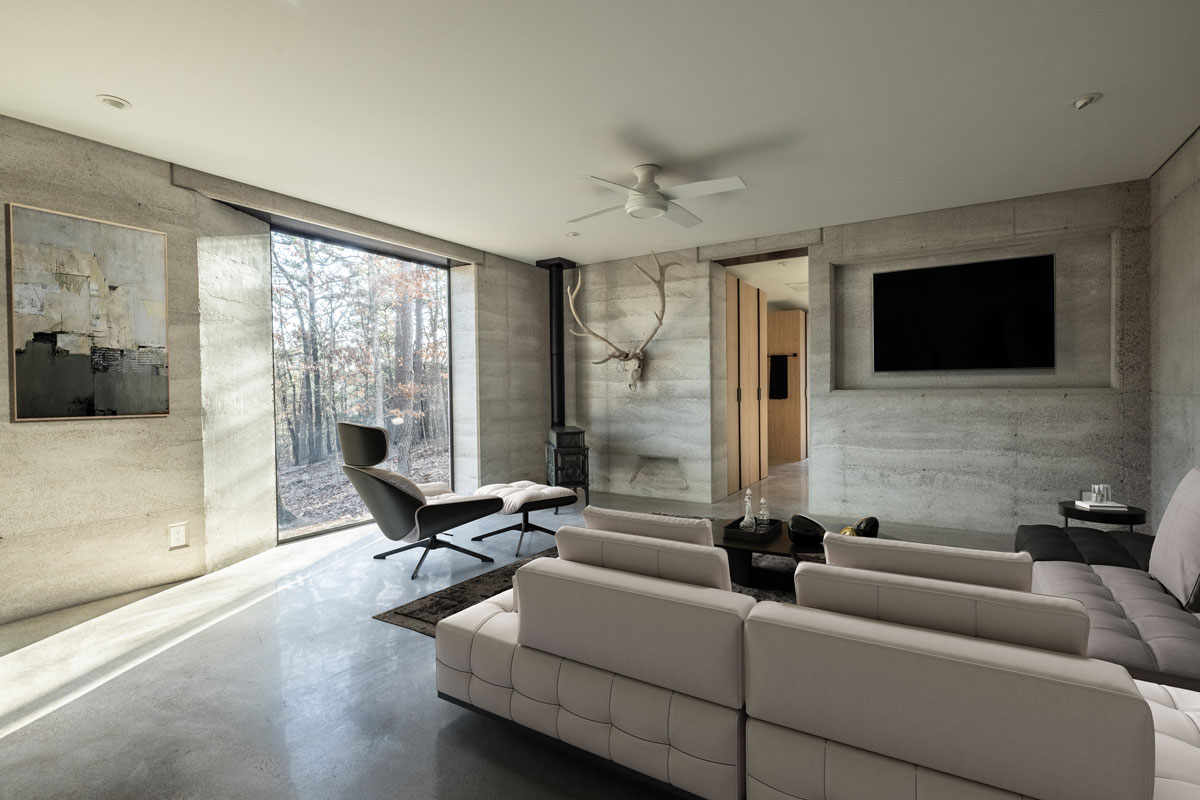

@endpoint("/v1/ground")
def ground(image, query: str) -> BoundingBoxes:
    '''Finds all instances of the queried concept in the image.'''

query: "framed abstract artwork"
[6,204,169,420]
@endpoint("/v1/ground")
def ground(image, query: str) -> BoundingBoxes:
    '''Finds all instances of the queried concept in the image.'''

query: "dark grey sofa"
[1017,467,1200,690]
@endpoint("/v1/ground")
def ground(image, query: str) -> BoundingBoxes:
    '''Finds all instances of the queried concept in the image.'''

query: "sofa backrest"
[514,557,754,708]
[744,602,1154,800]
[556,525,731,590]
[581,505,714,546]
[1149,466,1200,610]
[794,562,1089,655]
[823,533,1033,591]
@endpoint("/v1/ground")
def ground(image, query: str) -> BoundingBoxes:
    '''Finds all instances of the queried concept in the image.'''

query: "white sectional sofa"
[436,527,1200,800]
[437,525,752,800]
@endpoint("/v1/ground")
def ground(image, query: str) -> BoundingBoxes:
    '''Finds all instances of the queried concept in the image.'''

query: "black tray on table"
[723,518,783,542]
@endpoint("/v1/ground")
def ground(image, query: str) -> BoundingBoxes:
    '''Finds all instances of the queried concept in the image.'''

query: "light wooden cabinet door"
[767,309,808,465]
[726,276,768,495]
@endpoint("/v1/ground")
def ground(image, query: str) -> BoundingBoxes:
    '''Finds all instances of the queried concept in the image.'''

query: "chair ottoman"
[470,481,578,555]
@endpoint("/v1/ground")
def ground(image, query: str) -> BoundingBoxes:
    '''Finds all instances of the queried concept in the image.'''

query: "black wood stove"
[538,257,590,505]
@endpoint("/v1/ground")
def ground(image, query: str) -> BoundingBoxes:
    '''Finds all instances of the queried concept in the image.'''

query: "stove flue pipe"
[536,257,576,429]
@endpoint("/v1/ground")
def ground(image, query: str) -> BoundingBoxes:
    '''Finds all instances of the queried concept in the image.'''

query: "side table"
[1058,500,1146,532]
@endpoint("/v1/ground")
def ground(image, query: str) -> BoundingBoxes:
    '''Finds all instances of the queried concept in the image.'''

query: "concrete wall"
[570,251,722,503]
[1150,129,1200,528]
[808,182,1151,534]
[197,230,277,572]
[450,264,481,491]
[0,116,550,623]
[453,255,550,490]
[0,116,275,623]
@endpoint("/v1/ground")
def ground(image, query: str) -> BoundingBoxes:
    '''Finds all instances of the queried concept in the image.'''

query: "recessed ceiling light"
[1071,93,1103,110]
[565,231,581,238]
[95,94,132,110]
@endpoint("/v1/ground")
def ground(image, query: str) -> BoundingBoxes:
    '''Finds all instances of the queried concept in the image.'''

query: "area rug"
[374,548,817,637]
[373,547,556,636]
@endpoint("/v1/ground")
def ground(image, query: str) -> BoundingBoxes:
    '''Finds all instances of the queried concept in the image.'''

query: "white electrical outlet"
[168,523,188,549]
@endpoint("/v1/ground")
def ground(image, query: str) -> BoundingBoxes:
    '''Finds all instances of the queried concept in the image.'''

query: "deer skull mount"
[567,252,675,392]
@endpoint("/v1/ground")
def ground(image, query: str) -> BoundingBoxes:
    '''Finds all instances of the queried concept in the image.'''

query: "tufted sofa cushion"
[581,505,714,546]
[1032,561,1200,682]
[1136,681,1200,798]
[1017,524,1153,570]
[475,481,577,514]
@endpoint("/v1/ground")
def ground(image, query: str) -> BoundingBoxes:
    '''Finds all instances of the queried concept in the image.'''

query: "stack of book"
[1075,499,1128,511]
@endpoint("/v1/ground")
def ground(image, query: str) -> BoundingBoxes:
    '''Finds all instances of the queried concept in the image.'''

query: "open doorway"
[723,252,809,477]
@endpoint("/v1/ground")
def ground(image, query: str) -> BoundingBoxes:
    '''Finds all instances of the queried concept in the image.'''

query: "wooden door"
[758,291,769,479]
[726,274,741,496]
[739,285,760,486]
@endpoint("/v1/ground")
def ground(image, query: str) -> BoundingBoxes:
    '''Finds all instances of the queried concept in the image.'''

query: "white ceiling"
[2,1,1199,265]
[727,258,811,312]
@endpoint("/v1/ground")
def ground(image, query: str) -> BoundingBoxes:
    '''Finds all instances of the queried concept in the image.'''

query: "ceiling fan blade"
[660,176,746,201]
[664,201,702,229]
[581,175,637,195]
[566,204,623,224]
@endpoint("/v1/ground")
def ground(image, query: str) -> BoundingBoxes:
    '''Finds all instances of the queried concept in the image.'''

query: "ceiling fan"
[567,164,746,229]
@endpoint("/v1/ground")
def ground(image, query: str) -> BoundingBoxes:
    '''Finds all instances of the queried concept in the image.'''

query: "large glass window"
[270,231,450,540]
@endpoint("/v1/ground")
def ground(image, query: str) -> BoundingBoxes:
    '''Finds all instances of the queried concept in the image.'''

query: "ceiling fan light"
[629,206,665,219]
[625,194,668,219]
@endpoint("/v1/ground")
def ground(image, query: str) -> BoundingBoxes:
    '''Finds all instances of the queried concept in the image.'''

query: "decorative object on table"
[1076,499,1129,510]
[1058,499,1146,532]
[566,251,676,391]
[739,488,756,531]
[834,516,881,537]
[853,516,879,537]
[787,513,826,546]
[757,497,770,525]
[7,204,169,420]
[723,516,782,543]
[1078,485,1126,509]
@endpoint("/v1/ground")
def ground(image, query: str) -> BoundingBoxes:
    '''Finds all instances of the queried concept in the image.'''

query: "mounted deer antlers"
[567,252,675,391]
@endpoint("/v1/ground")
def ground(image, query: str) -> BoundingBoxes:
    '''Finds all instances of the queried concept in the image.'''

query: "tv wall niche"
[872,255,1055,372]
[831,235,1114,391]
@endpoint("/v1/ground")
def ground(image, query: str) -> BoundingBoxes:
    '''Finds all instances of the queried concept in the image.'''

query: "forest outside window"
[270,230,450,541]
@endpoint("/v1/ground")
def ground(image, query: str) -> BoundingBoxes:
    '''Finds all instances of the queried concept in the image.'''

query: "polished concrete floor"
[0,464,1011,800]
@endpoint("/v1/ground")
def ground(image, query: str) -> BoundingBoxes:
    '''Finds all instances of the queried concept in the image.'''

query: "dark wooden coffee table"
[714,520,822,587]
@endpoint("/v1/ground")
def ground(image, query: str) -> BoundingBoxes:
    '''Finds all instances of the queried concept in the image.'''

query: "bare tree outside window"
[270,231,450,540]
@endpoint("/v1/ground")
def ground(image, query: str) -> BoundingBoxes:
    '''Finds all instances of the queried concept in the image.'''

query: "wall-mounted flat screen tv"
[873,255,1055,372]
